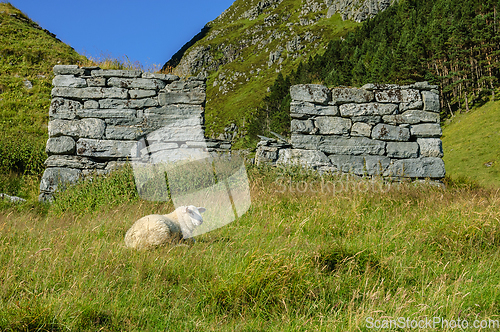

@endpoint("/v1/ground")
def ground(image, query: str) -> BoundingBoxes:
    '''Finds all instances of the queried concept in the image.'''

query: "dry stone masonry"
[256,82,445,180]
[39,65,229,202]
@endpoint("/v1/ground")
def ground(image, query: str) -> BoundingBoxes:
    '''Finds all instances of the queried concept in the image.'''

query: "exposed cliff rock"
[326,0,397,22]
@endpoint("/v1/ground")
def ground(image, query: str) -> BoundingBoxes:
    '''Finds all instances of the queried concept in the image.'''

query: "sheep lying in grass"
[124,206,206,249]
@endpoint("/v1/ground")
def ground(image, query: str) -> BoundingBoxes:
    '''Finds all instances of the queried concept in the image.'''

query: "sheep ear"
[184,206,189,213]
[198,207,206,213]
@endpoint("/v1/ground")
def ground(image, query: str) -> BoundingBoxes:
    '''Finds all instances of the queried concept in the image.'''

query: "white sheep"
[124,205,206,249]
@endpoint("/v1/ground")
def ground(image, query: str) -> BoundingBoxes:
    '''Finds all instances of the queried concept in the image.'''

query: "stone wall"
[39,65,229,202]
[256,82,445,180]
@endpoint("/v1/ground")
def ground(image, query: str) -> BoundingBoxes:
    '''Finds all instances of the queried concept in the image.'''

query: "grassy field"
[1,165,499,331]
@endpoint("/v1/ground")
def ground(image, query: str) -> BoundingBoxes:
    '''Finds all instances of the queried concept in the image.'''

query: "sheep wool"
[124,205,206,249]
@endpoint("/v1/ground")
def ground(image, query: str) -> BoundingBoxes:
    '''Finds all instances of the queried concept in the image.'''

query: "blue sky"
[9,0,235,69]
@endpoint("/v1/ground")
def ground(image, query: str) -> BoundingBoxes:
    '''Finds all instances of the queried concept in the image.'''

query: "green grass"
[442,97,500,188]
[1,164,500,330]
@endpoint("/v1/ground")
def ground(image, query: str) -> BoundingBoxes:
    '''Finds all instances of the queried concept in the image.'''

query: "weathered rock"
[145,125,205,142]
[351,115,382,124]
[45,136,76,155]
[52,87,128,99]
[98,98,159,109]
[411,81,439,90]
[107,77,166,90]
[375,89,420,103]
[142,73,180,82]
[53,65,84,76]
[52,75,87,88]
[291,134,386,155]
[351,122,372,137]
[158,91,206,105]
[144,105,204,128]
[330,87,374,104]
[105,126,145,140]
[129,89,157,99]
[410,123,442,138]
[76,108,136,120]
[91,69,142,78]
[84,100,99,109]
[48,118,106,139]
[384,157,446,178]
[86,77,106,87]
[76,139,138,158]
[44,155,106,169]
[49,97,82,120]
[290,84,330,105]
[386,142,419,158]
[329,155,391,175]
[276,149,330,168]
[421,91,440,112]
[291,119,314,134]
[314,116,352,135]
[39,167,81,194]
[372,123,410,141]
[255,146,280,165]
[290,102,338,118]
[340,103,398,116]
[400,100,423,112]
[417,138,443,157]
[382,110,440,125]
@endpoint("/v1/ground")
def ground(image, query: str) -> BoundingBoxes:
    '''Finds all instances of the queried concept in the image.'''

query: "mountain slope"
[164,0,395,146]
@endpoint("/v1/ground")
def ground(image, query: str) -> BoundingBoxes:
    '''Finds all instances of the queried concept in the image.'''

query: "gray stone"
[86,77,106,87]
[52,75,87,88]
[291,134,386,155]
[314,116,352,135]
[384,157,446,178]
[49,97,82,120]
[421,91,440,112]
[290,102,338,118]
[386,142,419,158]
[108,77,166,90]
[364,156,392,175]
[256,146,279,165]
[340,103,398,116]
[46,136,76,155]
[44,155,106,169]
[158,91,206,105]
[372,123,410,141]
[84,100,99,109]
[400,100,423,112]
[76,108,136,120]
[410,124,442,138]
[276,149,330,168]
[39,167,81,193]
[417,138,443,157]
[351,122,372,137]
[291,119,314,134]
[106,161,128,171]
[351,115,382,124]
[0,193,26,203]
[383,110,440,125]
[105,126,145,140]
[167,80,205,91]
[98,98,159,109]
[329,155,390,175]
[48,118,106,139]
[142,73,180,82]
[145,125,205,142]
[330,87,374,104]
[290,84,330,105]
[361,83,400,90]
[91,69,142,78]
[411,81,439,90]
[76,139,138,158]
[53,65,84,76]
[129,89,157,99]
[375,89,420,103]
[52,87,128,99]
[144,104,204,118]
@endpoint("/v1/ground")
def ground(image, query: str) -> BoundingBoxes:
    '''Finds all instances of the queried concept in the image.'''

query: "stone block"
[158,91,206,105]
[145,125,205,142]
[53,65,84,76]
[167,80,205,91]
[105,126,146,140]
[108,77,166,90]
[52,75,87,88]
[410,123,442,138]
[76,139,138,158]
[255,146,279,164]
[129,89,157,99]
[421,91,440,112]
[384,157,445,178]
[290,84,330,105]
[314,116,352,135]
[48,118,106,139]
[291,119,314,134]
[291,134,386,155]
[276,149,330,168]
[375,89,420,103]
[340,103,398,117]
[372,123,410,141]
[142,73,180,82]
[84,100,99,109]
[45,136,76,155]
[39,167,81,193]
[49,97,82,120]
[351,115,381,124]
[51,87,128,99]
[86,77,106,87]
[91,69,142,78]
[400,100,423,112]
[44,155,106,169]
[411,81,439,90]
[329,155,391,175]
[351,122,372,137]
[290,102,338,118]
[361,83,400,90]
[386,142,419,158]
[417,138,443,157]
[382,110,440,125]
[76,108,136,120]
[330,87,374,104]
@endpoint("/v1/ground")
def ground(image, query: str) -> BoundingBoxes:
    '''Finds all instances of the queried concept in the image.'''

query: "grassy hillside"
[1,165,499,330]
[442,98,500,188]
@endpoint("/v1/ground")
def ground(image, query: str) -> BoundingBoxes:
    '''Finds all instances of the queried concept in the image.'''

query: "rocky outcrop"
[326,0,397,22]
[256,81,445,180]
